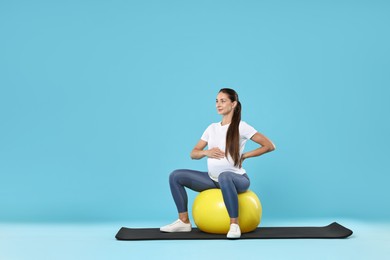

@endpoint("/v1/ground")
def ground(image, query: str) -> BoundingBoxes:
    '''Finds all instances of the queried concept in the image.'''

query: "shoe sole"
[160,228,192,233]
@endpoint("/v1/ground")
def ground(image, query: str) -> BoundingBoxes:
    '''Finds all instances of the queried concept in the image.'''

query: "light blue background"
[1,0,389,223]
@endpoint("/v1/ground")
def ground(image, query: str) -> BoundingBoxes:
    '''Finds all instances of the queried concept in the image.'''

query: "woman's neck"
[221,114,233,126]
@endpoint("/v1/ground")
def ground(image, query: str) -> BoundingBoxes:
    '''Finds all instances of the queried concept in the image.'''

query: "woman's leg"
[169,169,217,222]
[217,172,250,223]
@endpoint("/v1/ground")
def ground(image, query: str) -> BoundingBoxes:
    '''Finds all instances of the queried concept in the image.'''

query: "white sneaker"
[160,219,192,232]
[227,223,241,239]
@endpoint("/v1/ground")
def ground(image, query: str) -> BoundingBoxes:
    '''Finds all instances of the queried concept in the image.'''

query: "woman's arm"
[240,132,275,167]
[190,140,225,160]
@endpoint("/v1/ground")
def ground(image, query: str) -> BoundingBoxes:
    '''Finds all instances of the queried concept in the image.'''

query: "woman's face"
[216,92,236,115]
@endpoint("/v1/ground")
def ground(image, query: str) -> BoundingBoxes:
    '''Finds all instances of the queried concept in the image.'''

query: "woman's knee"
[169,169,189,184]
[169,169,181,183]
[217,172,235,184]
[218,172,250,192]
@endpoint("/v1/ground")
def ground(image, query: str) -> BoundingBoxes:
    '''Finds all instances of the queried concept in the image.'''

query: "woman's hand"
[205,147,225,159]
[239,153,246,168]
[190,140,225,160]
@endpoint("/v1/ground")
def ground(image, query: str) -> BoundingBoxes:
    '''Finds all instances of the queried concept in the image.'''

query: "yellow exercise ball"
[192,189,262,234]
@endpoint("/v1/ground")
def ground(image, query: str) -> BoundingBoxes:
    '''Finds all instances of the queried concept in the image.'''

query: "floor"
[1,219,389,260]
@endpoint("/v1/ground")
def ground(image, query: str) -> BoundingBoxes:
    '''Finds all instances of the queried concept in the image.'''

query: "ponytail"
[219,88,242,167]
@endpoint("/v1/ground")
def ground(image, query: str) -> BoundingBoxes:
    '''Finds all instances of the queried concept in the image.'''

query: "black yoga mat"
[115,222,352,240]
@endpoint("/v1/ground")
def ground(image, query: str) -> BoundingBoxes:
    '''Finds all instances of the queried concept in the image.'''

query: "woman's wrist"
[191,149,203,159]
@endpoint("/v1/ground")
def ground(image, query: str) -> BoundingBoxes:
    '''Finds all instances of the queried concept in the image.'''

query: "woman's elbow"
[190,150,198,159]
[268,142,276,152]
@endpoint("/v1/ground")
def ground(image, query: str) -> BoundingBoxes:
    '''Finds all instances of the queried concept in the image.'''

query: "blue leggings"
[169,169,250,218]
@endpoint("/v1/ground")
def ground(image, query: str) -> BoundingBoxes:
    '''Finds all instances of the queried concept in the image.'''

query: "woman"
[160,88,275,238]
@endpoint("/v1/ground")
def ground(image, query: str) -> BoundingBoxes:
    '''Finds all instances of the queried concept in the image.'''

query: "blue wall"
[1,0,389,222]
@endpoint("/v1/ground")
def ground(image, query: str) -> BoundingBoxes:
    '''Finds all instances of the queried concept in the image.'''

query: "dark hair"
[219,88,242,167]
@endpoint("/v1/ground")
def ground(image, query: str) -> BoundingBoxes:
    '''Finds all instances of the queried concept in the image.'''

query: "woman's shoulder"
[210,121,222,127]
[204,122,219,131]
[239,120,257,131]
[239,120,257,138]
[239,120,252,127]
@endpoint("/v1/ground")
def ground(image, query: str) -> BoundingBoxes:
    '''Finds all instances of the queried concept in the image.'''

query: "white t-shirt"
[200,121,257,182]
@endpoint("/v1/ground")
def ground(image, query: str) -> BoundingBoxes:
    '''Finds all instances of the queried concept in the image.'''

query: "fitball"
[192,189,262,234]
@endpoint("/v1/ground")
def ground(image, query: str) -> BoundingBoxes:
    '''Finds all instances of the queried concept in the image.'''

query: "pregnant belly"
[207,158,234,177]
